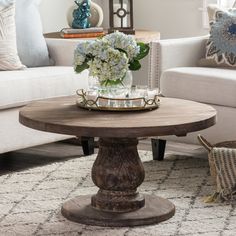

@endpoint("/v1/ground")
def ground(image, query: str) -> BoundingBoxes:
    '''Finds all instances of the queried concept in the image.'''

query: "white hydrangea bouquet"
[74,31,149,87]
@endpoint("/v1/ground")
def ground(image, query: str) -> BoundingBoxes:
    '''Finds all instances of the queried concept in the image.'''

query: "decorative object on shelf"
[67,1,103,28]
[108,0,135,34]
[60,27,105,38]
[76,88,160,111]
[72,0,91,29]
[89,1,104,27]
[74,31,149,92]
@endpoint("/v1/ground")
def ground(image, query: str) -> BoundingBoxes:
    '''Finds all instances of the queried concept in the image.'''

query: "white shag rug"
[0,150,236,236]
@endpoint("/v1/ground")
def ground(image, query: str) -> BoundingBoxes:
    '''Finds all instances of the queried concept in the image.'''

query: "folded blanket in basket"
[198,135,236,202]
[211,147,236,201]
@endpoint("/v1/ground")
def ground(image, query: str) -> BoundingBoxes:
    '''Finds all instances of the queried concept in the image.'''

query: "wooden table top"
[44,30,160,44]
[19,96,216,138]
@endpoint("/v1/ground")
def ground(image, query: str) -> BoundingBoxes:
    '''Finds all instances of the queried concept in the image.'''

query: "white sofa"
[0,38,88,154]
[149,36,236,144]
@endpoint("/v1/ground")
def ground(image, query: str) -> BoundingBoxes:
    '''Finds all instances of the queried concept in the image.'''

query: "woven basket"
[198,135,236,202]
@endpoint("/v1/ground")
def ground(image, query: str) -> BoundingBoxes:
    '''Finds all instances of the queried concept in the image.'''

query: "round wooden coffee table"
[19,96,216,227]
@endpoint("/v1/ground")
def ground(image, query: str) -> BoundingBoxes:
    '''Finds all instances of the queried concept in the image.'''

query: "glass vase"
[121,70,133,90]
[88,70,133,98]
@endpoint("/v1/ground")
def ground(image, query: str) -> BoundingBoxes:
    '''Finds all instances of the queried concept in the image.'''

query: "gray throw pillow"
[15,0,52,67]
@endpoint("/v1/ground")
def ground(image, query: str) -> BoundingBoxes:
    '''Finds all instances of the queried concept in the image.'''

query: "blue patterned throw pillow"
[203,5,236,67]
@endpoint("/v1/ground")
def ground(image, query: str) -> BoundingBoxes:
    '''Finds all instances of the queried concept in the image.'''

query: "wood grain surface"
[19,96,216,138]
[44,30,160,44]
[61,194,175,227]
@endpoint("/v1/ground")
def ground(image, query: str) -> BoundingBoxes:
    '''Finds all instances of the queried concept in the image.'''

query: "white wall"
[133,0,208,39]
[99,0,208,39]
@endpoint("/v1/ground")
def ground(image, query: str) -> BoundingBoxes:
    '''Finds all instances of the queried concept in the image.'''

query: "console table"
[44,30,160,44]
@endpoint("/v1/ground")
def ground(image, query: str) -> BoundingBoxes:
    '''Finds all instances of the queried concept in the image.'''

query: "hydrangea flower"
[104,32,140,60]
[88,49,129,83]
[74,31,149,85]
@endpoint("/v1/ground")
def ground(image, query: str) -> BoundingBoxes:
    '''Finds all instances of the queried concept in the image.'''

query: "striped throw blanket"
[210,147,236,201]
[198,135,236,202]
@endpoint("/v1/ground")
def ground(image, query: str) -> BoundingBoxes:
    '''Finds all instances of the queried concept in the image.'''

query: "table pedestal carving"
[91,138,145,212]
[61,138,175,227]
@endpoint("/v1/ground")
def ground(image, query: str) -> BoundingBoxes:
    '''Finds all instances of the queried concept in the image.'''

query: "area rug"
[0,150,236,236]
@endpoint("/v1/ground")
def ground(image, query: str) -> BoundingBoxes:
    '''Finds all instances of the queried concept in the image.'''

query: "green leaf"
[129,60,141,71]
[115,48,128,58]
[135,42,150,60]
[75,62,89,73]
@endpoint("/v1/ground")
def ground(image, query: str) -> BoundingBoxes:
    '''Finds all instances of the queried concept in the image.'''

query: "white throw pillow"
[0,2,25,70]
[15,0,52,67]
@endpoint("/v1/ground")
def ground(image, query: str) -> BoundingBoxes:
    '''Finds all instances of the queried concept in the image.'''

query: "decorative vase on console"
[74,31,150,97]
[67,0,104,28]
[72,0,91,29]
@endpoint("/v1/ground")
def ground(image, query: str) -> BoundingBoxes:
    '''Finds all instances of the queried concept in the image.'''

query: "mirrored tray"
[76,89,160,112]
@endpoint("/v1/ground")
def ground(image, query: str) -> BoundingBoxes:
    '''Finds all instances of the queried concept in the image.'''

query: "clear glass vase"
[88,70,133,98]
[121,70,133,90]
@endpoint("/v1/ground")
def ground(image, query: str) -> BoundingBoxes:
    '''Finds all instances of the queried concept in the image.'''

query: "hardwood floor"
[0,139,205,175]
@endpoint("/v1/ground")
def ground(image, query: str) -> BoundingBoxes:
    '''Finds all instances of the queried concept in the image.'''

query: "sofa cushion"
[0,66,88,110]
[2,0,51,67]
[15,0,52,67]
[0,2,25,70]
[161,67,236,108]
[0,108,71,154]
[199,5,236,68]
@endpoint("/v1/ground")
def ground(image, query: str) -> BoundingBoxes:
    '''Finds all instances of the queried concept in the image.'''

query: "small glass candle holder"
[86,90,98,101]
[98,97,108,107]
[130,86,148,107]
[135,85,148,98]
[85,90,98,107]
[147,88,159,100]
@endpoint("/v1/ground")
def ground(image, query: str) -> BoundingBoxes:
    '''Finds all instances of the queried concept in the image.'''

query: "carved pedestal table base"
[61,138,175,227]
[19,96,216,227]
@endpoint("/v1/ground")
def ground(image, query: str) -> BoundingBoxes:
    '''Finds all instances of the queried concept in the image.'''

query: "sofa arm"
[45,38,85,66]
[149,36,208,89]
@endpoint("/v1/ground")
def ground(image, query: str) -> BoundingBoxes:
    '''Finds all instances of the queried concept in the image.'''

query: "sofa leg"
[81,137,95,156]
[151,139,166,161]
